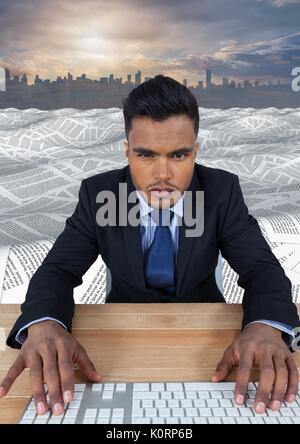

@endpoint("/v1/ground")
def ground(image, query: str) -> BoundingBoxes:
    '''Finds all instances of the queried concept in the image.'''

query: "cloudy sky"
[0,0,299,85]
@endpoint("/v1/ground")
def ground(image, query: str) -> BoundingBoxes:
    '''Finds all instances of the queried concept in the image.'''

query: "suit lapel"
[121,166,147,290]
[175,166,202,297]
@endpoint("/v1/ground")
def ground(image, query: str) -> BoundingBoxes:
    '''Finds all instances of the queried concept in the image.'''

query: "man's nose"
[154,159,172,181]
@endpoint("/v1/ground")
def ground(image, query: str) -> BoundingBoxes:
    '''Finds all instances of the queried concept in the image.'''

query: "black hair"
[122,74,199,141]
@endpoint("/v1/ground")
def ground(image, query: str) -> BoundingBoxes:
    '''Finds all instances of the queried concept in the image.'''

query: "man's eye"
[174,153,187,159]
[137,153,152,157]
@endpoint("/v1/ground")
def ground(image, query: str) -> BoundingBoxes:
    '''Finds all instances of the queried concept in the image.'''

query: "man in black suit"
[1,75,299,418]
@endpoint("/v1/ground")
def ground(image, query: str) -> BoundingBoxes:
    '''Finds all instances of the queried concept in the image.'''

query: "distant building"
[135,70,141,85]
[206,69,211,88]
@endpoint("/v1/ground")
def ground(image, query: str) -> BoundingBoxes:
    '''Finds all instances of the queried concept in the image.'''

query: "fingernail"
[0,386,5,397]
[37,402,46,415]
[53,403,63,415]
[271,400,281,411]
[255,402,266,413]
[63,391,72,403]
[287,394,295,403]
[236,394,244,405]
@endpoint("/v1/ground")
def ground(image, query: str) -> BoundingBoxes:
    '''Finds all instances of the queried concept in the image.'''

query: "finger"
[212,348,235,382]
[74,345,101,382]
[285,355,299,403]
[29,353,48,415]
[254,354,275,414]
[56,343,74,405]
[40,345,64,416]
[268,354,288,411]
[234,351,254,406]
[0,355,25,397]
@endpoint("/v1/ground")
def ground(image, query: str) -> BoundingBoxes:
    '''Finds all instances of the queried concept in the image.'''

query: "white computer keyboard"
[19,382,300,424]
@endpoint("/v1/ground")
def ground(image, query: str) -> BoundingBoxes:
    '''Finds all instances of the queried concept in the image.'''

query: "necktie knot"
[151,208,174,227]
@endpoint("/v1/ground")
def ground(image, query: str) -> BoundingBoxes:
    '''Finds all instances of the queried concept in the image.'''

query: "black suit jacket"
[7,163,300,348]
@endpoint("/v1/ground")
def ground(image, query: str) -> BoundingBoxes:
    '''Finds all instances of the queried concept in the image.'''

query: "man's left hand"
[212,323,299,414]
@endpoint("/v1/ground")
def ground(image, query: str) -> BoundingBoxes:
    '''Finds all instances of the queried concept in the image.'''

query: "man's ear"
[195,142,199,156]
[124,141,129,159]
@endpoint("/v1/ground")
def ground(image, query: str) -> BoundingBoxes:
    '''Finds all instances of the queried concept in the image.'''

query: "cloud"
[0,0,299,84]
[257,0,300,6]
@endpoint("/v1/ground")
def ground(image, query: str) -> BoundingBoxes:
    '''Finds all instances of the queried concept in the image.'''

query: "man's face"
[124,115,199,209]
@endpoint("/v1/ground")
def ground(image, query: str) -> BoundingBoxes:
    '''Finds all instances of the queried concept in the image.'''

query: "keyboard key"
[97,418,110,424]
[74,384,86,392]
[213,408,226,417]
[152,418,165,424]
[65,409,78,419]
[112,409,124,417]
[185,408,198,417]
[278,417,293,424]
[102,391,114,400]
[158,408,171,417]
[236,417,250,424]
[155,400,167,408]
[167,383,183,391]
[103,383,114,391]
[207,399,219,408]
[173,391,185,399]
[250,417,265,424]
[23,410,36,420]
[211,391,222,399]
[151,383,165,391]
[193,399,206,408]
[133,383,149,391]
[264,417,279,424]
[222,417,236,424]
[180,418,194,424]
[33,418,48,424]
[98,408,111,418]
[198,391,210,399]
[145,408,157,418]
[161,392,172,400]
[180,399,193,408]
[199,408,212,417]
[116,383,126,391]
[92,384,103,391]
[165,418,178,424]
[142,400,154,408]
[226,408,239,417]
[62,418,76,424]
[185,391,197,399]
[83,418,95,424]
[219,399,232,408]
[111,418,124,424]
[133,391,159,400]
[132,418,151,424]
[208,417,222,424]
[84,409,97,418]
[194,418,207,424]
[172,408,184,417]
[132,409,144,417]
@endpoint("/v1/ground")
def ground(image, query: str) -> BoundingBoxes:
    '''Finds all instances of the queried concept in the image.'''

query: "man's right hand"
[0,320,101,416]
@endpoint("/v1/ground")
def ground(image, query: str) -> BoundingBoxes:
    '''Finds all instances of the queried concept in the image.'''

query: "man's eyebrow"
[132,146,194,155]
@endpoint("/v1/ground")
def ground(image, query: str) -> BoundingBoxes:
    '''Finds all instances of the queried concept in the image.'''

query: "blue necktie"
[144,209,175,292]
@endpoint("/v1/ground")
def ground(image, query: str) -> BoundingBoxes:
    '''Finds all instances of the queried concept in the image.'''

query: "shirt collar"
[136,189,184,219]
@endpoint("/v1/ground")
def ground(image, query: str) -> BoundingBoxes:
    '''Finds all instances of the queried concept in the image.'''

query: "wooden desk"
[0,303,299,424]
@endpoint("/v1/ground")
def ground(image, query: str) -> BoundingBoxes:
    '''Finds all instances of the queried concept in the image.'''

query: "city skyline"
[0,0,300,86]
